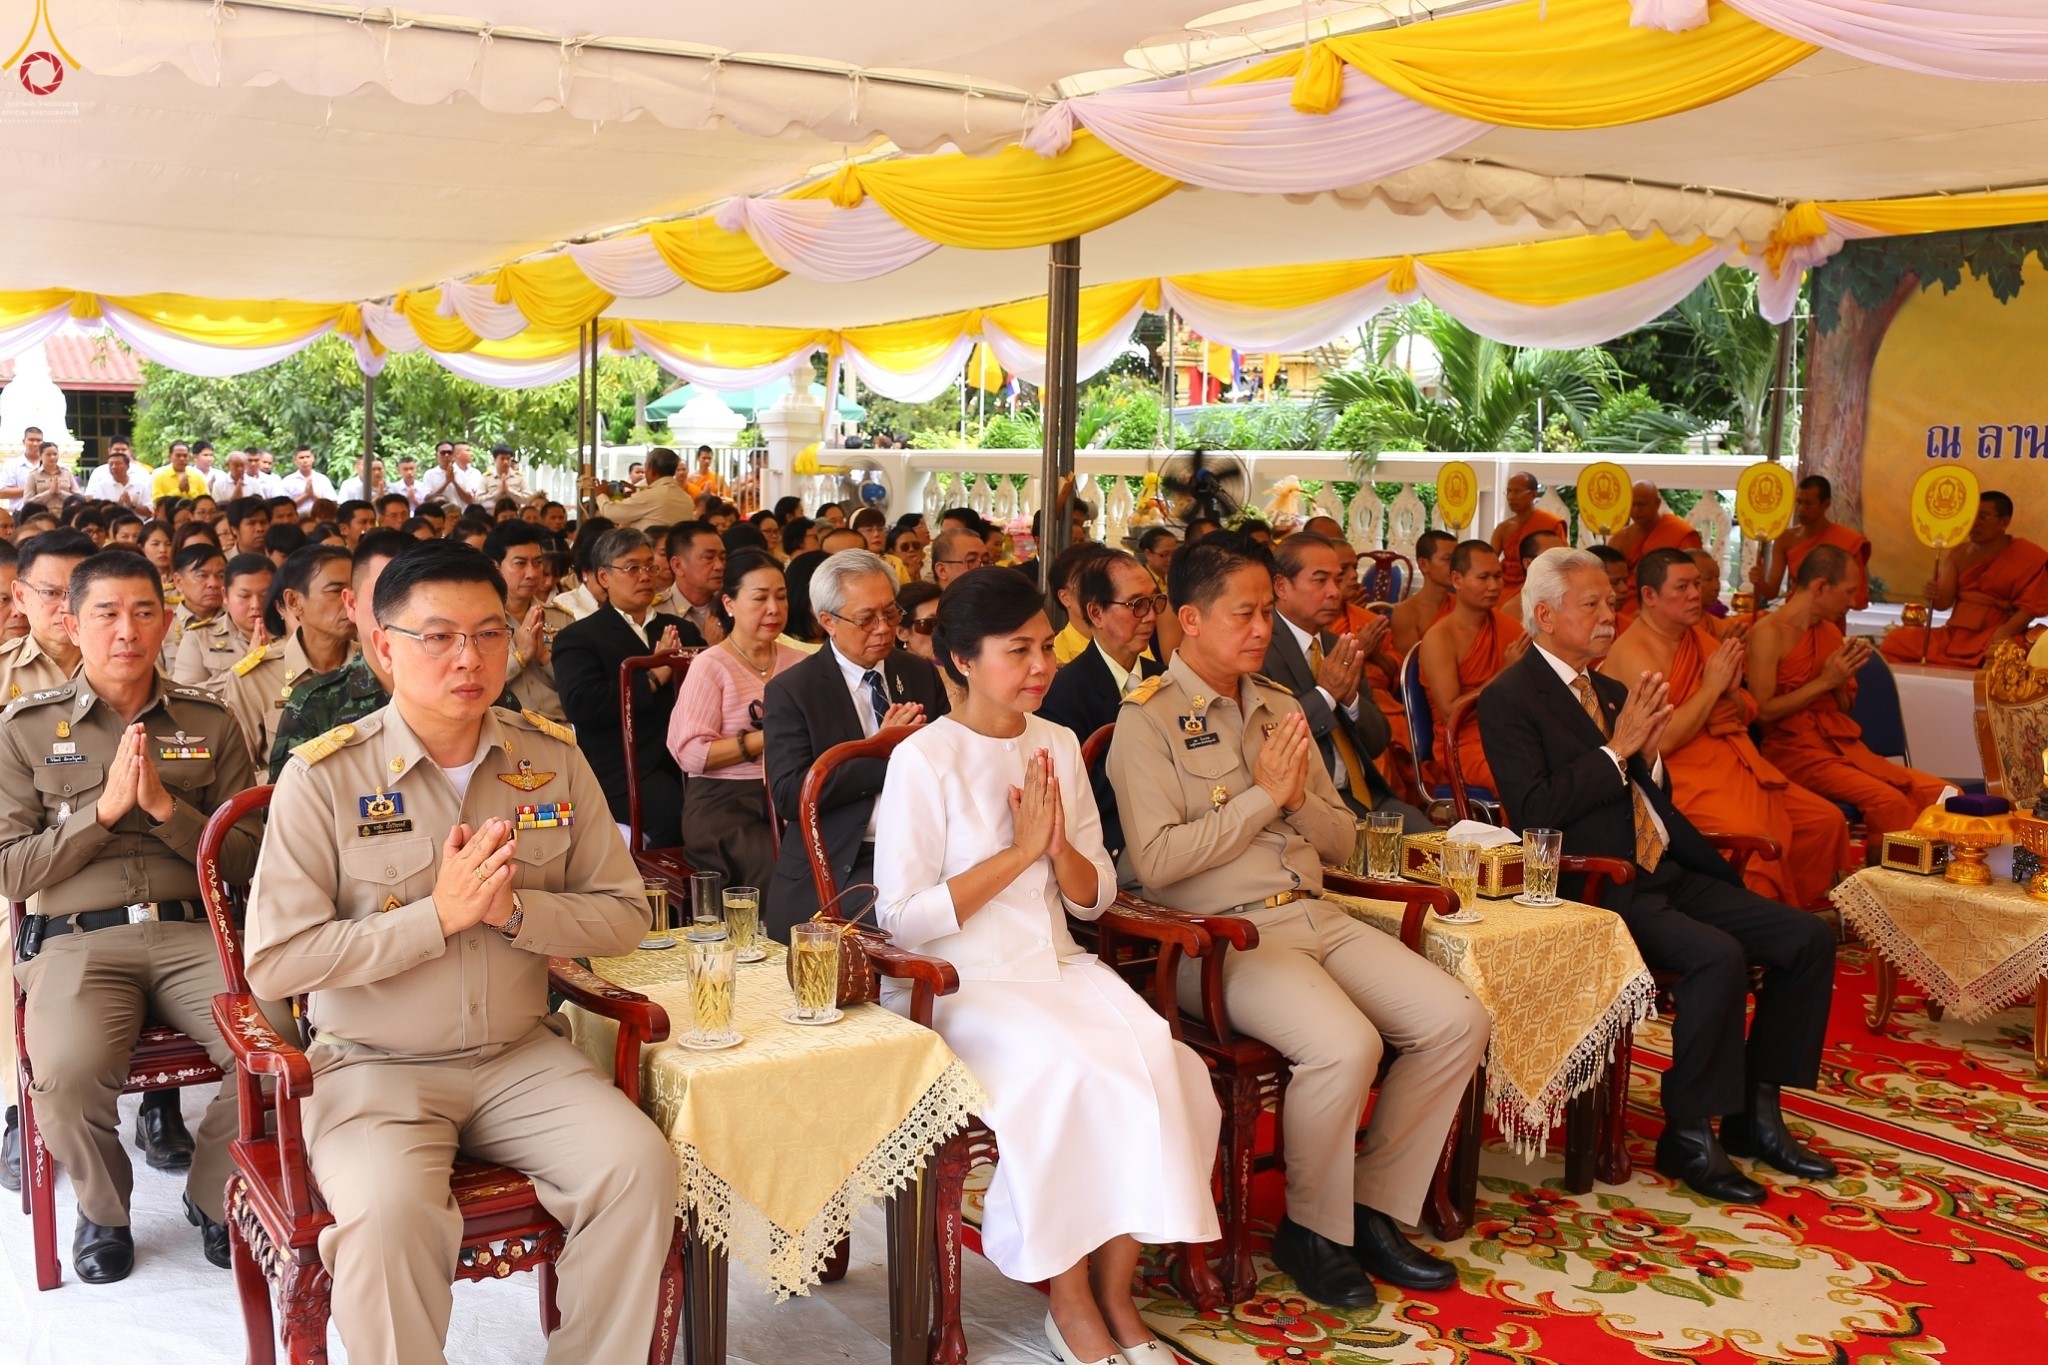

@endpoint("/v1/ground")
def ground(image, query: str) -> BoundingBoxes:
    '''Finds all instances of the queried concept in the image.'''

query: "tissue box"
[1879,831,1948,875]
[1400,832,1523,898]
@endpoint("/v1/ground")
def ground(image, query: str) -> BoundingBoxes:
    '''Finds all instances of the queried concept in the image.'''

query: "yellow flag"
[964,343,1005,394]
[1262,352,1281,388]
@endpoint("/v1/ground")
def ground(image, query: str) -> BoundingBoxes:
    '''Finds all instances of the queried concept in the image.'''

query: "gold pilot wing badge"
[154,731,212,760]
[497,757,556,793]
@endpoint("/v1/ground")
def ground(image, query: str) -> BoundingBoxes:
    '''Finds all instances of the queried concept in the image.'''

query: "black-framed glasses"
[825,605,903,633]
[383,623,515,659]
[1110,593,1169,618]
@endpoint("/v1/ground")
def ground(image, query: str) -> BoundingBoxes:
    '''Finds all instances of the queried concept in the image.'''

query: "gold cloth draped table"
[1831,867,2048,1074]
[567,946,987,1365]
[1329,894,1656,1226]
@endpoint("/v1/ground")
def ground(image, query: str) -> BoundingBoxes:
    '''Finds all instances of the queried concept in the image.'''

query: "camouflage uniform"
[267,654,519,781]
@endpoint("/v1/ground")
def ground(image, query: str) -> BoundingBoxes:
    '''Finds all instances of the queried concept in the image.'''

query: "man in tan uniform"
[1107,537,1490,1309]
[160,542,228,674]
[0,550,261,1281]
[486,519,567,722]
[173,551,270,686]
[603,446,697,530]
[245,540,675,1365]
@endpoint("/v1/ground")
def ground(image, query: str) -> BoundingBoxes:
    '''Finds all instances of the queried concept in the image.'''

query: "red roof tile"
[0,336,143,390]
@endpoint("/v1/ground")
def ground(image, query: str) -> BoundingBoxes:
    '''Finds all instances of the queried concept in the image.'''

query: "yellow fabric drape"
[1824,192,2048,239]
[1237,0,1814,127]
[486,255,615,334]
[395,292,486,354]
[0,289,71,327]
[1168,259,1399,310]
[630,320,833,367]
[839,311,976,374]
[835,132,1177,251]
[1418,231,1718,306]
[101,293,345,347]
[644,219,788,294]
[982,281,1152,346]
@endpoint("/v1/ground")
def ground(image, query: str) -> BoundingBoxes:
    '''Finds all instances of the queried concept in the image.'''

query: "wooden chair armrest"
[1559,854,1634,905]
[1098,895,1216,1042]
[212,991,313,1099]
[1701,831,1781,872]
[1180,910,1262,1046]
[212,992,321,1221]
[1322,869,1455,951]
[549,957,672,1105]
[857,941,961,1030]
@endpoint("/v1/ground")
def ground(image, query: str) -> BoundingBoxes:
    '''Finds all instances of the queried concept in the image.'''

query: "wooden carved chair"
[11,902,226,1290]
[1977,638,2048,805]
[1439,696,1505,825]
[1359,551,1413,606]
[195,786,685,1365]
[799,728,1219,1362]
[620,649,700,891]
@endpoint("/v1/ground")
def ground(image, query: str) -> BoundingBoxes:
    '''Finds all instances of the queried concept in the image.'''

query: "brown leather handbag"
[790,884,890,1007]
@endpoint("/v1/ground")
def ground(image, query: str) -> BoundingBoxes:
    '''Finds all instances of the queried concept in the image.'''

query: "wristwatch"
[499,890,525,940]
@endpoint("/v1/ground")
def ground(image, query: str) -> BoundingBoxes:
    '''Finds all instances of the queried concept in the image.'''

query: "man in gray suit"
[1266,533,1431,831]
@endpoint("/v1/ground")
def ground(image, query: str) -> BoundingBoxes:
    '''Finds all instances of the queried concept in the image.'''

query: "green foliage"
[863,382,972,443]
[1815,221,2048,332]
[979,413,1042,449]
[132,337,665,478]
[907,427,972,450]
[1584,386,1699,454]
[1165,400,1328,452]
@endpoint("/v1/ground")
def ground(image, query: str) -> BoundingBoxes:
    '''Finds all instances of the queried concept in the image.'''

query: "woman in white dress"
[874,568,1220,1365]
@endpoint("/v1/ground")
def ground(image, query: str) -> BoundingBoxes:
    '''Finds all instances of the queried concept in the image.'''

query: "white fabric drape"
[566,236,686,299]
[625,326,821,390]
[1637,0,2048,81]
[981,303,1147,387]
[1412,251,1724,350]
[842,332,978,403]
[1026,69,1490,195]
[713,198,939,283]
[437,280,532,341]
[0,311,72,366]
[1160,277,1396,354]
[428,349,588,388]
[1742,211,1884,323]
[96,304,335,378]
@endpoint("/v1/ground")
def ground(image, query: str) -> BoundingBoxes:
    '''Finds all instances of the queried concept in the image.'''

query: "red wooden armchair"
[1360,551,1413,606]
[11,902,225,1289]
[800,728,1218,1360]
[196,787,685,1365]
[620,648,700,891]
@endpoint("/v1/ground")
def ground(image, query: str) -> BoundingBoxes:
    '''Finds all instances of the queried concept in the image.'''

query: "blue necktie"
[863,669,889,734]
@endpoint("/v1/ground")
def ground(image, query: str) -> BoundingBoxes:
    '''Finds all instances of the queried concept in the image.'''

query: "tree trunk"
[1798,274,1917,529]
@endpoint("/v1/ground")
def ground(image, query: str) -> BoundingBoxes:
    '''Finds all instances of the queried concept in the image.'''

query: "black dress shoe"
[133,1091,195,1172]
[1351,1205,1456,1290]
[73,1215,135,1284]
[1270,1217,1377,1308]
[1,1105,20,1194]
[1720,1083,1839,1180]
[1654,1121,1768,1205]
[185,1193,231,1269]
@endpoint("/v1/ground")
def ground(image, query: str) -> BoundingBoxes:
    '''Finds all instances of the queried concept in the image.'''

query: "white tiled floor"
[1,1092,1056,1365]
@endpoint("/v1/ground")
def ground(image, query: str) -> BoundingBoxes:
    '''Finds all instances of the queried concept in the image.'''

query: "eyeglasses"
[936,554,987,569]
[382,623,515,659]
[604,560,658,578]
[824,605,903,633]
[19,580,67,604]
[903,616,939,636]
[1109,593,1169,618]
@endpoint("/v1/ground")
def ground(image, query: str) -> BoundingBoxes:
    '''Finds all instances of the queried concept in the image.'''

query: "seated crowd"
[3,439,1923,1365]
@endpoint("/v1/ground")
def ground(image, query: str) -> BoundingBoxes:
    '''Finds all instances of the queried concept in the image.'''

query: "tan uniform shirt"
[0,633,76,706]
[0,678,260,914]
[244,704,648,1056]
[216,630,320,763]
[603,480,696,531]
[1107,653,1353,912]
[501,605,569,723]
[173,614,249,687]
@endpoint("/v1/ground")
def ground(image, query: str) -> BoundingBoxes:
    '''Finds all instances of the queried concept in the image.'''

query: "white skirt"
[911,958,1221,1283]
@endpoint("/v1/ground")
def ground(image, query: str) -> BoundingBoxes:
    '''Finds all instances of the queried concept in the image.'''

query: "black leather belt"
[56,901,198,933]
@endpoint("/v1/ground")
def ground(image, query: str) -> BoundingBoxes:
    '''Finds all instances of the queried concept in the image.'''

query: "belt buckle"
[125,903,158,925]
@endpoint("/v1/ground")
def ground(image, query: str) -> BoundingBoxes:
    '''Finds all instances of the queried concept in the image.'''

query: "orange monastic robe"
[1659,625,1852,908]
[1624,512,1703,568]
[1339,601,1425,806]
[1499,508,1568,589]
[1426,609,1522,796]
[1761,620,1947,836]
[1881,537,2048,669]
[1783,523,1873,609]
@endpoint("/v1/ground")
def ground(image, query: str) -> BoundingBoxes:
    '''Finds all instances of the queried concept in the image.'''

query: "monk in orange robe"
[1499,527,1567,628]
[1591,544,1636,632]
[1329,535,1426,805]
[1610,482,1703,574]
[1756,475,1872,609]
[1420,540,1524,796]
[1751,545,1947,836]
[1603,547,1851,908]
[1488,471,1569,590]
[1881,492,2048,669]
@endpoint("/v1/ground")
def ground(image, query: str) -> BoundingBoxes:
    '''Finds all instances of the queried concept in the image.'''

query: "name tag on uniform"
[1184,732,1221,750]
[357,819,414,838]
[44,753,86,765]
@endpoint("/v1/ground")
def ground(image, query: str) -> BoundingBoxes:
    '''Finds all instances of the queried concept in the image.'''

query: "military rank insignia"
[155,731,212,760]
[515,801,574,830]
[380,894,402,913]
[498,758,556,792]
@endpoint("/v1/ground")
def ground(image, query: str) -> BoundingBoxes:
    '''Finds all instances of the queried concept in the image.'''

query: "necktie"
[862,669,889,734]
[1571,674,1664,872]
[1308,638,1375,802]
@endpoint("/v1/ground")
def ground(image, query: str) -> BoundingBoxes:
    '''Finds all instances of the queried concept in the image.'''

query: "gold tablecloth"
[568,947,986,1299]
[1831,867,2048,1022]
[1329,893,1655,1158]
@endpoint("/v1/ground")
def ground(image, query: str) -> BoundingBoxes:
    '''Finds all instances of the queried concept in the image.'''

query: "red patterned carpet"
[1034,944,2048,1363]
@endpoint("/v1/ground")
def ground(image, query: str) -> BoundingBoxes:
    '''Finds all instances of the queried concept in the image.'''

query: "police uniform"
[501,603,570,724]
[215,630,319,765]
[171,613,249,688]
[0,678,260,1232]
[0,633,75,1115]
[245,704,675,1365]
[159,604,210,676]
[1105,654,1490,1241]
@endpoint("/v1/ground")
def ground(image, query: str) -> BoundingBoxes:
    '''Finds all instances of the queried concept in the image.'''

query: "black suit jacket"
[1476,646,1740,912]
[762,643,950,934]
[552,608,705,828]
[1263,619,1398,811]
[1038,642,1163,858]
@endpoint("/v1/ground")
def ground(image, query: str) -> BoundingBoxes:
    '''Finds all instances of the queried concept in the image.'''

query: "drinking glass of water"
[1366,811,1405,880]
[724,886,764,962]
[1442,838,1481,914]
[1522,829,1563,905]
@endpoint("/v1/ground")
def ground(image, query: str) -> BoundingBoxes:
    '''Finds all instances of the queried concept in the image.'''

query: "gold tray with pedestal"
[1912,808,2013,886]
[2013,814,2048,900]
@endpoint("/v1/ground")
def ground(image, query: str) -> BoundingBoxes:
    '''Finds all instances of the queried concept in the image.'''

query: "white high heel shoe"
[1044,1311,1131,1365]
[1117,1340,1175,1363]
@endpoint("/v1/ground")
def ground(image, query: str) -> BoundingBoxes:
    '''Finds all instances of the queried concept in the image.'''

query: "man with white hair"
[761,550,949,936]
[1476,548,1837,1206]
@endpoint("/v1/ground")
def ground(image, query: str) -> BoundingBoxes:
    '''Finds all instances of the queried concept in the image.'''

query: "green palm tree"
[1666,267,1782,456]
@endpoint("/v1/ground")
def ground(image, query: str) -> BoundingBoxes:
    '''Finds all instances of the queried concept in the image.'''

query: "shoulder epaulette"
[4,683,73,717]
[291,723,357,766]
[1248,672,1290,692]
[1122,675,1167,707]
[520,708,576,743]
[230,644,271,677]
[169,684,229,708]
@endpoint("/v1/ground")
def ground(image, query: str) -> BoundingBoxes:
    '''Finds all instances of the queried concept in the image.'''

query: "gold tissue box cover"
[1879,831,1946,875]
[1400,832,1523,898]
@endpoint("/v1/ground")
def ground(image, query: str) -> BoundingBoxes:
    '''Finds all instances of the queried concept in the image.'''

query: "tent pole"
[576,321,594,520]
[1162,308,1176,446]
[1764,315,1795,461]
[1038,237,1081,591]
[360,371,375,500]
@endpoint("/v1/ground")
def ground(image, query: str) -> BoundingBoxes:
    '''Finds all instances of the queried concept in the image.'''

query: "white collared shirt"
[1532,641,1669,842]
[830,641,888,838]
[614,606,652,649]
[1096,640,1136,697]
[1280,611,1359,790]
